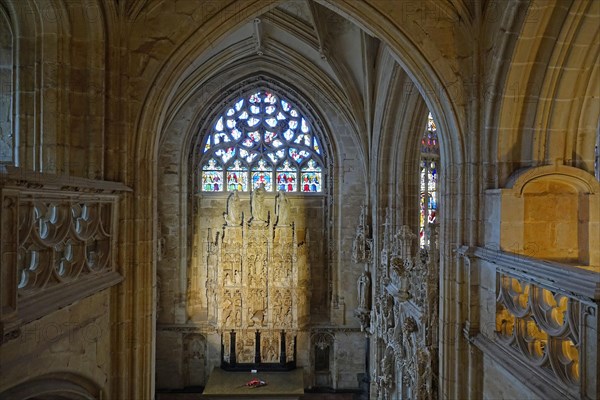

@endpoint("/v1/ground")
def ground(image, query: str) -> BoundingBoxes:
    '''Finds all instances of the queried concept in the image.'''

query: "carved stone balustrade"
[458,246,600,400]
[0,167,130,342]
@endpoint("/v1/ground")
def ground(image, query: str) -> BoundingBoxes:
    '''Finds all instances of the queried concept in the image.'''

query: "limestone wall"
[0,290,112,397]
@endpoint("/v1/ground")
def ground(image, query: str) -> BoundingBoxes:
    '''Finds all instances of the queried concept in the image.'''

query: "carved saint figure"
[275,190,290,225]
[250,183,268,223]
[224,190,242,226]
[357,270,370,310]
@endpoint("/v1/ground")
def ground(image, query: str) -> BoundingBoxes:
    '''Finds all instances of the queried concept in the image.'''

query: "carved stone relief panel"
[260,331,280,363]
[183,334,206,387]
[236,331,256,364]
[222,333,231,363]
[286,331,296,363]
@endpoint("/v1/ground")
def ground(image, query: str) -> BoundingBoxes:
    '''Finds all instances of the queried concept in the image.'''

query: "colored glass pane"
[202,159,223,192]
[252,171,272,191]
[276,161,297,192]
[227,160,248,191]
[215,147,235,164]
[265,131,277,143]
[301,160,322,192]
[300,172,321,192]
[215,117,224,131]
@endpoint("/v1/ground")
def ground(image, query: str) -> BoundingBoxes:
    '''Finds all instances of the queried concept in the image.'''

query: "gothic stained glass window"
[420,112,440,248]
[198,90,325,193]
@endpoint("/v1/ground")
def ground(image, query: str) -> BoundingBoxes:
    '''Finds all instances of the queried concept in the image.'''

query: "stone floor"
[156,394,357,400]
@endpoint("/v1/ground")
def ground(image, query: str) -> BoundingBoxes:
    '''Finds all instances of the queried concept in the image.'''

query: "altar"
[202,368,304,399]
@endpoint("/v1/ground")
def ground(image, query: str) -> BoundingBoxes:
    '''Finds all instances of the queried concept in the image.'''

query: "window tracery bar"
[197,90,325,193]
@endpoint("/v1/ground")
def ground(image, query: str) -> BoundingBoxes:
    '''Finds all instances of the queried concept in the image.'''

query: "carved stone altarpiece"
[204,191,310,368]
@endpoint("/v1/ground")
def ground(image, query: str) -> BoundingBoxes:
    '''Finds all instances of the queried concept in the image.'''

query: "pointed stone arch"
[0,373,102,400]
[126,2,470,398]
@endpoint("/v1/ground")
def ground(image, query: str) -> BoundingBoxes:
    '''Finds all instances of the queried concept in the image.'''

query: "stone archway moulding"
[134,1,466,166]
[128,1,470,398]
[505,164,600,196]
[0,372,102,400]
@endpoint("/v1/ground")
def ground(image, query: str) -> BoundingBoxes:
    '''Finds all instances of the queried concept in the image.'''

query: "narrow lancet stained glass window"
[301,160,322,193]
[277,160,297,192]
[202,159,223,192]
[252,159,273,191]
[198,90,325,193]
[227,160,248,192]
[420,113,440,248]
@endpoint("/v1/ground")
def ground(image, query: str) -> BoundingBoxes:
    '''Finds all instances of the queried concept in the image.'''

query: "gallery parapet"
[1,166,132,194]
[0,167,130,343]
[456,246,600,303]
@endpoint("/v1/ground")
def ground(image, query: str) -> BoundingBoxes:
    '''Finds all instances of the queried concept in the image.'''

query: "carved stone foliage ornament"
[372,220,439,400]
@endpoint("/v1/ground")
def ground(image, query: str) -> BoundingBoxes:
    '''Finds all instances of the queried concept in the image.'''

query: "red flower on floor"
[244,377,267,388]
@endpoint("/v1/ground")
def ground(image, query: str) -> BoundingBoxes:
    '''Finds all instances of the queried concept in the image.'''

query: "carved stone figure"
[224,190,242,226]
[351,205,372,264]
[250,183,268,224]
[221,291,233,326]
[262,336,278,362]
[275,190,290,225]
[357,270,371,310]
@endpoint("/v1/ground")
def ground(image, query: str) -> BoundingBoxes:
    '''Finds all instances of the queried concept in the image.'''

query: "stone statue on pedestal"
[357,270,370,310]
[275,190,290,225]
[250,183,268,224]
[224,191,242,226]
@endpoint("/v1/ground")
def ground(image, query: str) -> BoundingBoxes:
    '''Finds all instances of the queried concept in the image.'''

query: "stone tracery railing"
[0,168,129,341]
[496,274,581,388]
[458,246,599,400]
